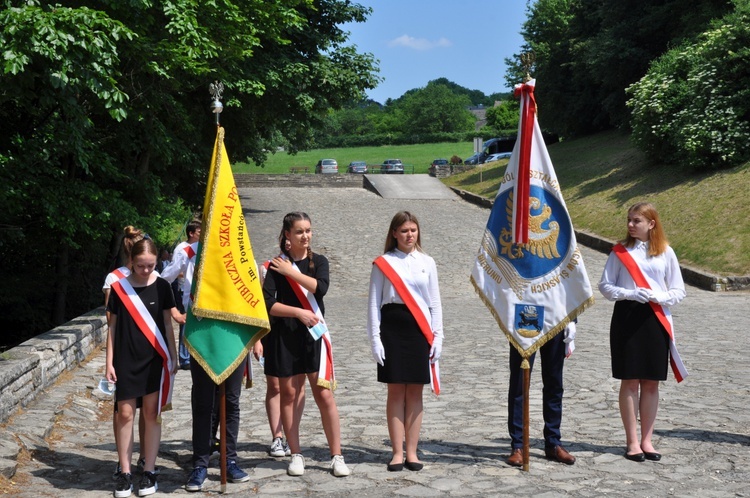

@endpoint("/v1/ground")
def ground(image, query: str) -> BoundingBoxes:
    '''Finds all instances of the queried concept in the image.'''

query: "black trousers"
[507,331,566,450]
[190,357,243,468]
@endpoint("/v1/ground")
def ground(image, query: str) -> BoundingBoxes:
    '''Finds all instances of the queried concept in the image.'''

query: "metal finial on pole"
[520,52,535,82]
[209,81,224,127]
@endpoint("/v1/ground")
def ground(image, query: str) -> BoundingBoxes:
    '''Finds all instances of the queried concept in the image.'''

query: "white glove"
[429,336,443,364]
[629,288,650,303]
[649,290,670,305]
[371,336,385,366]
[563,322,576,358]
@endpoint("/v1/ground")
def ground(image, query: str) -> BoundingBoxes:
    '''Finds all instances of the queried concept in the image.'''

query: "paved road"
[363,175,457,200]
[6,186,750,497]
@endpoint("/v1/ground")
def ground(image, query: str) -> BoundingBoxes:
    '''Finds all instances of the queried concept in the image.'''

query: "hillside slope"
[444,130,750,276]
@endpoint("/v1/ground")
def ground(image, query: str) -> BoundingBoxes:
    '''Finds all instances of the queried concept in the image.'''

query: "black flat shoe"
[404,461,423,471]
[643,451,662,461]
[625,452,645,462]
[387,462,403,472]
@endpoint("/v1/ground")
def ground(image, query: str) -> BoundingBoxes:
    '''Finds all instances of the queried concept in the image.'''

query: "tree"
[507,0,733,137]
[587,0,732,128]
[628,1,750,169]
[395,83,475,134]
[505,0,598,136]
[0,0,378,346]
[484,100,520,133]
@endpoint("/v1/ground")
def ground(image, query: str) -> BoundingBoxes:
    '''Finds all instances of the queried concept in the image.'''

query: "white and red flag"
[470,79,594,357]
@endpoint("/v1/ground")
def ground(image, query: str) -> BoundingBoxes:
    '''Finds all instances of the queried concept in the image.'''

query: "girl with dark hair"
[599,202,686,463]
[367,211,444,472]
[106,237,179,497]
[260,212,350,477]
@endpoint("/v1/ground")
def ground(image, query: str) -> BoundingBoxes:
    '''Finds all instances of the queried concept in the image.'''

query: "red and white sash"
[183,243,198,307]
[373,256,441,395]
[242,353,253,388]
[111,278,175,413]
[613,243,688,383]
[110,266,130,281]
[269,259,336,390]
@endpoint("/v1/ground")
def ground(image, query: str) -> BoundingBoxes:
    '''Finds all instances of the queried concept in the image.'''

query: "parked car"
[484,152,512,163]
[428,158,449,176]
[347,161,367,174]
[315,158,338,174]
[381,159,404,174]
[464,153,481,165]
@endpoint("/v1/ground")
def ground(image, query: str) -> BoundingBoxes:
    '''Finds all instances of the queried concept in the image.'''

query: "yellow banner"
[191,127,269,329]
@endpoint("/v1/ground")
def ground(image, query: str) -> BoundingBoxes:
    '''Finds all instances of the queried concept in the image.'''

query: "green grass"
[234,142,477,174]
[443,130,750,276]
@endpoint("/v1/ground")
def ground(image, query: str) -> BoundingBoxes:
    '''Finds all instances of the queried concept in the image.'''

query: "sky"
[343,0,530,104]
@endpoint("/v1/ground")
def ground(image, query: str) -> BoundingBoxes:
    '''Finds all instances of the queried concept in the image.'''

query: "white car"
[315,158,338,174]
[484,152,512,163]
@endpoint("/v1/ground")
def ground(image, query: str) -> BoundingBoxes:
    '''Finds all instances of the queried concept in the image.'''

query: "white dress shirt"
[368,248,443,340]
[599,240,686,307]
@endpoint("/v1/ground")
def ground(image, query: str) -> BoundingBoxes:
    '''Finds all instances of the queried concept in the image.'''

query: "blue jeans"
[178,324,190,366]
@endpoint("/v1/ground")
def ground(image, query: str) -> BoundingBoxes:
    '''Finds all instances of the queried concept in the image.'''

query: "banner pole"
[219,381,227,493]
[522,361,530,472]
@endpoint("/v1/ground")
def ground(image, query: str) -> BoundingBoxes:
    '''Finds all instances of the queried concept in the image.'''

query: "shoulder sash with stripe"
[110,266,129,281]
[273,258,336,390]
[612,243,688,382]
[111,278,175,413]
[373,255,441,395]
[183,244,196,259]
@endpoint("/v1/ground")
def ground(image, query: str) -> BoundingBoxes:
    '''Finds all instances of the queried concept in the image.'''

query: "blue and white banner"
[470,80,594,357]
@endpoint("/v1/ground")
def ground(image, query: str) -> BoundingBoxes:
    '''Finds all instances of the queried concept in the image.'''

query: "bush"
[627,5,750,170]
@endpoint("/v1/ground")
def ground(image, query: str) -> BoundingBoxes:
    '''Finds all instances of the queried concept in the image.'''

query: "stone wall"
[0,309,107,425]
[235,173,364,189]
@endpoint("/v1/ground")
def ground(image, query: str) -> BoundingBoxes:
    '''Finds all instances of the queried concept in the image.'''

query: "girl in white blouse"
[599,202,685,462]
[368,211,443,472]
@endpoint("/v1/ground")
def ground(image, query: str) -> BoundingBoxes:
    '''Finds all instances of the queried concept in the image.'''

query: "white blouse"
[368,248,443,338]
[598,240,686,307]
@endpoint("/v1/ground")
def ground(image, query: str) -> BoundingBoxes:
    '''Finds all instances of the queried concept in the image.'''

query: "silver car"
[315,158,338,174]
[381,159,404,174]
[484,152,512,163]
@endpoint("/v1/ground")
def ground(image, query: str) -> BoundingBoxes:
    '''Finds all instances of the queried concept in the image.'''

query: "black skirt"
[610,300,669,381]
[262,322,322,378]
[378,304,430,384]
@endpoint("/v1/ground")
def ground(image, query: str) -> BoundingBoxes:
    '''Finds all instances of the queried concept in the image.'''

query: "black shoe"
[114,472,133,498]
[387,462,403,472]
[643,451,662,461]
[625,452,646,462]
[404,461,423,471]
[138,471,158,496]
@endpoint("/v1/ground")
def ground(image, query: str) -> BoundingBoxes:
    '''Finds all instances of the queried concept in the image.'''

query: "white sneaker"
[330,455,350,477]
[269,437,286,457]
[283,440,291,456]
[287,454,305,476]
